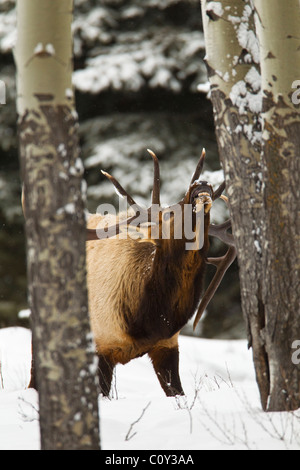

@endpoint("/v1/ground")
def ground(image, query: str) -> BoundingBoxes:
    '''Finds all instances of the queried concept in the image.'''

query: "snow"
[72,28,206,94]
[197,81,210,95]
[0,7,16,53]
[33,43,44,55]
[236,5,260,65]
[207,2,224,17]
[245,66,261,93]
[230,78,262,115]
[56,202,76,215]
[223,2,263,147]
[0,327,299,450]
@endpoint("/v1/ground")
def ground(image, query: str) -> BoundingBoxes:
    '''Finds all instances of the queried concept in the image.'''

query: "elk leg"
[97,354,115,397]
[149,346,184,397]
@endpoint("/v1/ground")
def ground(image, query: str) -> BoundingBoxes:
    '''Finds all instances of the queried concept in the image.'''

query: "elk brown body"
[86,150,236,397]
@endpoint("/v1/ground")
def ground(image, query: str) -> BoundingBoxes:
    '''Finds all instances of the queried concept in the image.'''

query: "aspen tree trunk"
[16,0,100,449]
[254,0,300,412]
[201,0,300,411]
[200,0,269,409]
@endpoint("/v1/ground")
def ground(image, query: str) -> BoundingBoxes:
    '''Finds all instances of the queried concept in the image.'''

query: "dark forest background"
[0,0,244,338]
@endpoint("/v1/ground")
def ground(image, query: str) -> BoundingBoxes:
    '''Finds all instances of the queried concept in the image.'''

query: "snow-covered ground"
[0,327,299,450]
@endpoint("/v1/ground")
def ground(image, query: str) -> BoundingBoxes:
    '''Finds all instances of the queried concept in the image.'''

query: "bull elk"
[86,149,236,397]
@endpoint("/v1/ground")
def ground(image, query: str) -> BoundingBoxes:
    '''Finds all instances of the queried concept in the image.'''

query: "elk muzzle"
[195,192,212,214]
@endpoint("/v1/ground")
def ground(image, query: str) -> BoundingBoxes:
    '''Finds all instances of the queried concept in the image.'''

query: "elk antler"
[193,191,236,330]
[193,243,236,330]
[86,149,161,241]
[100,170,139,208]
[147,149,161,205]
[190,148,206,185]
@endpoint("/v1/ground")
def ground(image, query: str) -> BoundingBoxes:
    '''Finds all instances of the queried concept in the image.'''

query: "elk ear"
[213,181,226,201]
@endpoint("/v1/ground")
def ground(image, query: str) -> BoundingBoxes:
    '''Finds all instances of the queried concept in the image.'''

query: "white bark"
[201,0,300,410]
[17,0,73,114]
[254,0,300,411]
[16,0,100,449]
[200,1,268,406]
